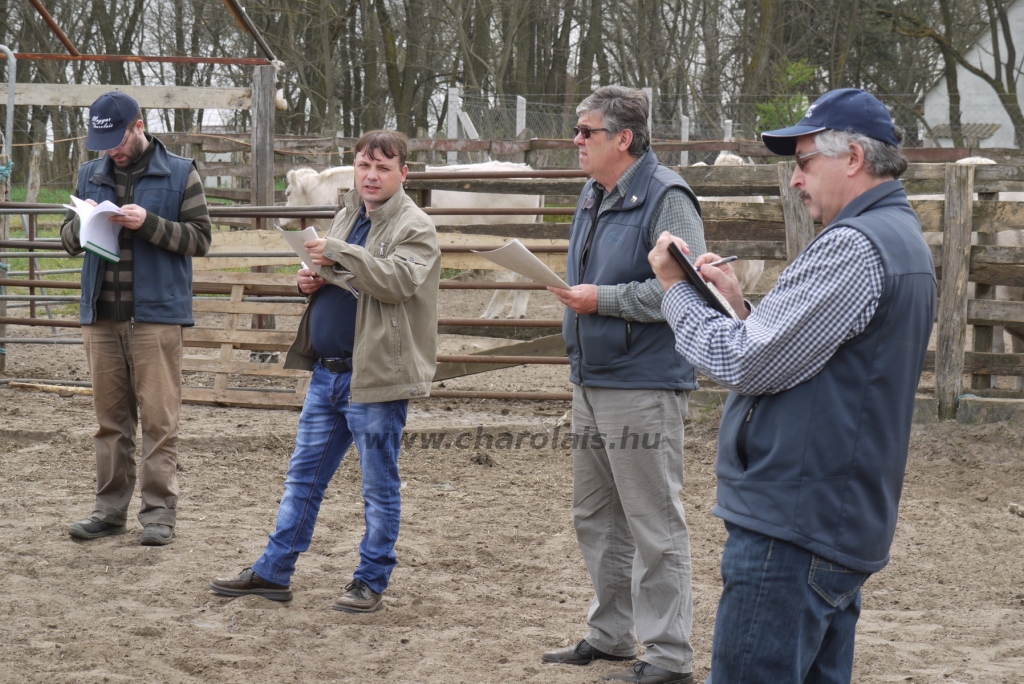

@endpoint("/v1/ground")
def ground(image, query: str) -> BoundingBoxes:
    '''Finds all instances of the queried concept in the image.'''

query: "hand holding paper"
[278,225,359,298]
[471,239,570,289]
[63,196,126,263]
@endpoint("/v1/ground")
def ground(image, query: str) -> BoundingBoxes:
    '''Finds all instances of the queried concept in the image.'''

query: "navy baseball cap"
[761,88,898,156]
[86,91,141,151]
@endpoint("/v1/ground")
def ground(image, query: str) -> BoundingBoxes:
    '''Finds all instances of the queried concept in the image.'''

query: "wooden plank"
[183,327,296,350]
[437,325,559,341]
[204,187,286,203]
[436,234,568,271]
[910,199,1024,234]
[777,161,815,262]
[181,387,305,410]
[967,299,1024,325]
[197,162,329,177]
[193,229,302,271]
[703,221,786,242]
[705,240,788,260]
[7,83,251,109]
[182,355,308,377]
[192,299,307,316]
[925,350,1024,375]
[936,163,975,419]
[973,194,998,390]
[213,285,245,392]
[433,334,566,381]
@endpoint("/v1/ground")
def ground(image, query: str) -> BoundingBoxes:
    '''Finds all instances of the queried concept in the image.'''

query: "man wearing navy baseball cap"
[648,88,937,682]
[61,91,211,546]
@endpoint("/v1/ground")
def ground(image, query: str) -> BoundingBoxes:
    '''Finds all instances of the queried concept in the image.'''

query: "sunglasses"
[794,148,823,171]
[573,125,611,139]
[108,126,135,152]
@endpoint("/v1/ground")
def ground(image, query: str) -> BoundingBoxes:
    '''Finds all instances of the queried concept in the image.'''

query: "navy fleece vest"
[563,151,702,390]
[76,137,195,326]
[714,181,936,574]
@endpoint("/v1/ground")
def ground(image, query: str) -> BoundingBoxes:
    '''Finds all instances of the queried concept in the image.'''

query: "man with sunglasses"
[648,88,936,682]
[61,91,211,546]
[543,86,706,684]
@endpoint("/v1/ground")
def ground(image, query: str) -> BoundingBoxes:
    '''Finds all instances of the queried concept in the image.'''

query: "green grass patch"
[441,268,461,279]
[9,186,74,204]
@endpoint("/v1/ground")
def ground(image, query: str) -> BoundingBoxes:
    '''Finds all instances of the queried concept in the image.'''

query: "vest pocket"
[736,396,761,470]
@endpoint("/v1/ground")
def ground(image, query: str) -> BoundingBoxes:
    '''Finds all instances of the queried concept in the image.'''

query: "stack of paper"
[277,225,359,298]
[62,196,125,263]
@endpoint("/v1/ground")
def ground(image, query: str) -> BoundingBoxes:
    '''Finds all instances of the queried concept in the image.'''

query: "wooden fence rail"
[3,162,1024,413]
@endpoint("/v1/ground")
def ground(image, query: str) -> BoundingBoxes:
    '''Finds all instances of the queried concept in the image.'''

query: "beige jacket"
[283,186,441,403]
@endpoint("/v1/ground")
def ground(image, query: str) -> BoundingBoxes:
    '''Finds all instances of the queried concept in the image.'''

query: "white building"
[922,0,1024,148]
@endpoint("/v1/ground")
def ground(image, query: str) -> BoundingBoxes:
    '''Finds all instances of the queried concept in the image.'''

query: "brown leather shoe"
[332,579,383,613]
[208,567,292,602]
[542,639,635,665]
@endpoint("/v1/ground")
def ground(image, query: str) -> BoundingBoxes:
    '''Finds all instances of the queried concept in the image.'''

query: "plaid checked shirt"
[661,225,885,396]
[592,150,707,322]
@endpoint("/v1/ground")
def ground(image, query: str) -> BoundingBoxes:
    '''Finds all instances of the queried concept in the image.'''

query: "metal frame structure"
[5,0,275,67]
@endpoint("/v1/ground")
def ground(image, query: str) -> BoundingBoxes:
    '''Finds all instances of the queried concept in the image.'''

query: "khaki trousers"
[82,320,182,526]
[571,385,694,673]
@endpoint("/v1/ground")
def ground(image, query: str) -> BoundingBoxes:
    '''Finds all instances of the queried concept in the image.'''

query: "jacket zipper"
[626,321,632,353]
[736,396,761,470]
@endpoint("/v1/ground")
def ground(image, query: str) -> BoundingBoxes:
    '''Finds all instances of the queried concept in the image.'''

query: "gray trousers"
[572,385,694,673]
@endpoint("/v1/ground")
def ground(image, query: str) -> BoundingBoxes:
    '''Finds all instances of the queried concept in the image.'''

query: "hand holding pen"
[696,255,737,273]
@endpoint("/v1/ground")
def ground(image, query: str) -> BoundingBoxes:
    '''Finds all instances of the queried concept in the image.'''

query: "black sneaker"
[140,524,174,546]
[68,517,127,540]
[332,579,384,613]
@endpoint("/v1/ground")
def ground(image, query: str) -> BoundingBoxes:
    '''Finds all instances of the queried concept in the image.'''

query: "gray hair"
[814,127,908,179]
[576,86,650,156]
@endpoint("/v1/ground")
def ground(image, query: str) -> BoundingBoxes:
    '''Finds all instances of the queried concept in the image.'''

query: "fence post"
[936,163,975,420]
[516,96,527,137]
[251,65,276,213]
[971,191,998,389]
[777,161,815,262]
[723,119,733,142]
[250,64,277,344]
[642,87,653,132]
[447,87,461,165]
[680,113,689,167]
[0,153,8,371]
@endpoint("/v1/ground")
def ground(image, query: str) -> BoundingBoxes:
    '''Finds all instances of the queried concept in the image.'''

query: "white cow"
[694,152,766,293]
[915,156,1024,389]
[282,161,545,319]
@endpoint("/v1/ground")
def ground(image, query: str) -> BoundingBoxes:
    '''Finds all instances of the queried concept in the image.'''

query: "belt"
[320,357,352,373]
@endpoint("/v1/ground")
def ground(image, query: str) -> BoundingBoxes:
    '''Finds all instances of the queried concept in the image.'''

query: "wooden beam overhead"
[1,83,251,109]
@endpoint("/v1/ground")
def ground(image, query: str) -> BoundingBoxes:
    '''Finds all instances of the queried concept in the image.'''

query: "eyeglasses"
[794,148,823,171]
[573,125,611,139]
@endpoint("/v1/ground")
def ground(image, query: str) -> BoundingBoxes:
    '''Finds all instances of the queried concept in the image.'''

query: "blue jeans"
[252,363,408,593]
[706,523,869,684]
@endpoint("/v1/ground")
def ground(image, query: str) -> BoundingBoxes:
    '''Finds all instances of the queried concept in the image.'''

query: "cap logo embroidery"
[804,104,817,118]
[91,116,114,130]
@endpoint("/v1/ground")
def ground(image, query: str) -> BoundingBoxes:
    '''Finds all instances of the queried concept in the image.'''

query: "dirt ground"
[3,281,1024,683]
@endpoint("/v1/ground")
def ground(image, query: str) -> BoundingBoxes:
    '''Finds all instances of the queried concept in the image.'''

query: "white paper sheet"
[276,225,319,270]
[63,196,125,263]
[277,225,359,298]
[471,239,570,289]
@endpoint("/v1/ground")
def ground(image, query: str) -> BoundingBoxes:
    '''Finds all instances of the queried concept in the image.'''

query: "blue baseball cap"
[761,88,898,156]
[86,91,141,151]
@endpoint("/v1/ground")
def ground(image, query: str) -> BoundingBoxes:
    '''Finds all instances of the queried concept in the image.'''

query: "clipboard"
[667,242,738,319]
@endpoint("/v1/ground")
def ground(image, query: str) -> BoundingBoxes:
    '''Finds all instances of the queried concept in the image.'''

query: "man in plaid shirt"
[649,89,936,683]
[543,86,705,684]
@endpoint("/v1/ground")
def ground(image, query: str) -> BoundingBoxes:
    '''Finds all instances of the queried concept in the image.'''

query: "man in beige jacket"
[209,130,440,612]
